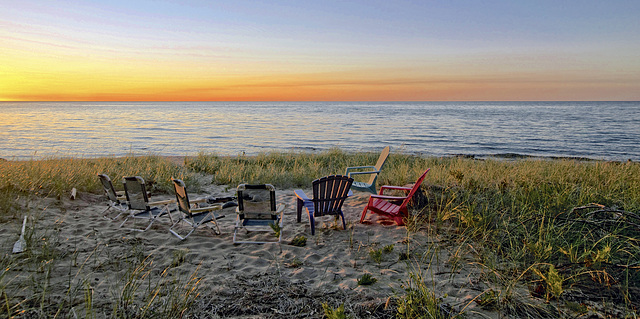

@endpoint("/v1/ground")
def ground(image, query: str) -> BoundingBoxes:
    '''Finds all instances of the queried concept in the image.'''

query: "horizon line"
[2,100,639,103]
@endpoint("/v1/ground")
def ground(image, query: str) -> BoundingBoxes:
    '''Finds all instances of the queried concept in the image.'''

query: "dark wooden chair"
[360,169,430,226]
[294,175,353,235]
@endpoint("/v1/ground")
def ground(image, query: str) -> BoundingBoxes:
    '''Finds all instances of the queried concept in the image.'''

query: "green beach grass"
[1,149,639,317]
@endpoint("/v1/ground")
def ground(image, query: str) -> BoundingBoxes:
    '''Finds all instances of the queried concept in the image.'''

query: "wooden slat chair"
[97,173,128,220]
[360,169,430,226]
[234,184,285,244]
[169,178,226,240]
[294,175,353,235]
[345,146,390,194]
[120,176,175,232]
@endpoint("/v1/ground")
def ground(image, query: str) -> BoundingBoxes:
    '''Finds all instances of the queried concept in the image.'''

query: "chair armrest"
[191,204,223,213]
[149,199,176,206]
[380,185,412,192]
[293,190,310,202]
[345,166,377,175]
[346,165,377,170]
[294,190,312,223]
[370,194,408,201]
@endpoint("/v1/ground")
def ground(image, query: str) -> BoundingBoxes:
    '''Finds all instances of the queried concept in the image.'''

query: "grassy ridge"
[1,150,639,317]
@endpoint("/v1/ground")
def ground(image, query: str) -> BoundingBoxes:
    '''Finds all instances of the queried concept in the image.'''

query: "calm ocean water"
[1,101,638,161]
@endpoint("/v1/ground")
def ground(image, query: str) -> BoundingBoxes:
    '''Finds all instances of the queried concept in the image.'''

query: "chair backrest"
[311,175,354,217]
[123,176,150,211]
[399,169,430,210]
[98,174,119,202]
[237,184,277,220]
[368,146,390,185]
[172,178,193,217]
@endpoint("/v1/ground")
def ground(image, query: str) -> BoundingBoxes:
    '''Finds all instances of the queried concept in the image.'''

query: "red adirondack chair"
[360,169,430,226]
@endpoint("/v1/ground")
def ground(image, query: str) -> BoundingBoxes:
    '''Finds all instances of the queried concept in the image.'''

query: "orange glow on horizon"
[3,71,637,102]
[3,1,639,102]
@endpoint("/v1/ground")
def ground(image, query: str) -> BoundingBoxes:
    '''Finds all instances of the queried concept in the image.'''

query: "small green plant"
[533,264,564,301]
[83,279,94,318]
[285,258,303,268]
[476,289,499,310]
[290,235,307,247]
[322,303,349,319]
[357,273,377,286]
[396,272,447,318]
[565,301,588,314]
[170,249,189,268]
[370,245,395,264]
[269,222,281,239]
[369,248,383,264]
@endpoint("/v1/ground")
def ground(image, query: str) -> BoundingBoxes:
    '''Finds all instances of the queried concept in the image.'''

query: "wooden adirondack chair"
[345,146,390,194]
[294,175,353,235]
[360,169,430,226]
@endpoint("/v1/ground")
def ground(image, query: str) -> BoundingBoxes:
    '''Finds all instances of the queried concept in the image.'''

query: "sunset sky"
[2,0,639,101]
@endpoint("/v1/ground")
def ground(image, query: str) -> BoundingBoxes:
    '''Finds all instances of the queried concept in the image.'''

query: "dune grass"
[1,150,639,317]
[0,155,201,219]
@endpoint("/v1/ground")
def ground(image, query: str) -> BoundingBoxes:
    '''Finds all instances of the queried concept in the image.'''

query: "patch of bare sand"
[2,182,501,318]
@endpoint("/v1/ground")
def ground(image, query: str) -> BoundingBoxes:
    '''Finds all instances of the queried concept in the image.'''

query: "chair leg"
[233,228,239,243]
[296,198,303,222]
[360,205,369,223]
[142,206,171,232]
[181,227,197,240]
[119,214,132,228]
[340,212,346,230]
[101,206,113,219]
[209,218,221,235]
[142,215,158,232]
[169,218,187,240]
[309,213,315,235]
[103,204,127,220]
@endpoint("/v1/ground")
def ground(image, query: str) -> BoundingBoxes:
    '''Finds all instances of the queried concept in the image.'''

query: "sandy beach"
[2,174,503,318]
